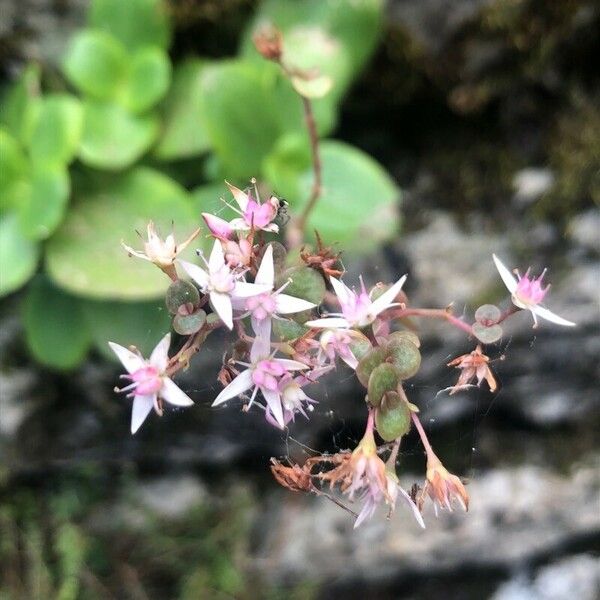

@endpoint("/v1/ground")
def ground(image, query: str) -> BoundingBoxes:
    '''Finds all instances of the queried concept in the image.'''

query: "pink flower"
[179,240,269,329]
[234,245,316,340]
[306,274,407,329]
[212,338,308,428]
[493,254,575,327]
[225,181,280,233]
[202,213,234,240]
[109,333,193,434]
[318,328,370,369]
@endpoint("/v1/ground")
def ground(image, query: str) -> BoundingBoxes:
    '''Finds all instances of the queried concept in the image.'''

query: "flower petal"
[210,291,233,329]
[251,315,272,343]
[225,181,250,211]
[109,342,145,373]
[179,260,209,289]
[275,294,316,314]
[150,332,171,372]
[255,244,275,288]
[329,276,353,307]
[397,486,426,529]
[305,317,350,329]
[213,369,254,406]
[272,358,309,371]
[493,254,518,294]
[369,275,407,317]
[262,388,285,429]
[161,377,194,406]
[232,282,271,298]
[208,239,225,272]
[202,213,233,239]
[532,305,576,327]
[121,243,150,261]
[131,394,154,434]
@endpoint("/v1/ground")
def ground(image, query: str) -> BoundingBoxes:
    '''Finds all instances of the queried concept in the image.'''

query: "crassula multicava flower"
[225,181,281,233]
[306,275,407,330]
[493,254,575,328]
[109,333,193,434]
[447,345,497,395]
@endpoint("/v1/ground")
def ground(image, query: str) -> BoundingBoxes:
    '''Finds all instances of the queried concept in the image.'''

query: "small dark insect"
[274,198,290,227]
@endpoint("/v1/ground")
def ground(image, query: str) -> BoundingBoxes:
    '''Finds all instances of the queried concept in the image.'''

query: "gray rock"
[512,168,555,207]
[569,210,600,254]
[492,554,600,600]
[135,475,207,519]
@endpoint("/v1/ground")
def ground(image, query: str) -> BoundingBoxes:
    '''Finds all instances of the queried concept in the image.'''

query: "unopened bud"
[253,26,283,62]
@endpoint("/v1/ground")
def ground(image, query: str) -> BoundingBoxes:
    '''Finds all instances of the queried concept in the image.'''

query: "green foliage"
[0,0,396,368]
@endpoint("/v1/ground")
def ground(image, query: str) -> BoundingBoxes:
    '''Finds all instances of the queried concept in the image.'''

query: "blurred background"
[0,1,598,598]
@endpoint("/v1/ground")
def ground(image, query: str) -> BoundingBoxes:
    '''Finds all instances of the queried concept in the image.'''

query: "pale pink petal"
[210,291,233,329]
[225,181,249,211]
[305,317,350,329]
[275,294,316,314]
[272,358,309,371]
[232,282,271,298]
[397,486,426,529]
[255,244,275,288]
[369,275,407,317]
[262,223,279,233]
[161,377,194,406]
[213,369,254,406]
[121,243,151,261]
[354,496,377,528]
[251,315,272,343]
[531,305,576,327]
[131,394,155,434]
[150,333,171,372]
[493,254,518,294]
[262,388,285,429]
[179,260,209,289]
[229,218,250,231]
[329,276,353,307]
[340,353,359,370]
[208,239,225,271]
[202,213,233,239]
[109,342,145,373]
[251,335,271,363]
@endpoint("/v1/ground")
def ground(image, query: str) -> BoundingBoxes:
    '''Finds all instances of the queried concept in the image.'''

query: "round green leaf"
[355,346,388,388]
[122,46,171,114]
[290,141,401,254]
[63,30,129,99]
[276,266,326,305]
[0,64,42,145]
[367,362,400,407]
[475,303,501,325]
[82,298,171,359]
[46,168,199,300]
[199,60,288,179]
[0,213,39,296]
[154,59,212,160]
[29,94,83,167]
[387,337,421,380]
[173,309,206,335]
[0,129,28,211]
[78,101,159,170]
[165,279,200,314]
[473,322,503,344]
[89,0,171,52]
[375,392,411,442]
[18,166,70,240]
[24,276,91,369]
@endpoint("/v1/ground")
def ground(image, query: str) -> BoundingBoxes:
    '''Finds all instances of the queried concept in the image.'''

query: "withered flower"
[447,345,497,395]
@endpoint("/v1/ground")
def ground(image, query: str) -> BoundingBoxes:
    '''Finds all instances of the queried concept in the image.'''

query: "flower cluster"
[110,179,575,529]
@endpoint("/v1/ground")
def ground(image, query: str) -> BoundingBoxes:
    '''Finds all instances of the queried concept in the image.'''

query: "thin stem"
[411,411,434,457]
[392,307,474,337]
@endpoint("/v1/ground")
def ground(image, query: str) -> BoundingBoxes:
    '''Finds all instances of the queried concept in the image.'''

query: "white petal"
[131,394,155,434]
[250,335,271,363]
[251,316,272,342]
[262,223,279,233]
[492,254,518,294]
[232,282,271,298]
[179,260,209,289]
[255,244,275,287]
[370,275,407,317]
[226,181,249,211]
[150,333,171,372]
[275,294,316,314]
[210,292,233,329]
[340,354,359,370]
[213,369,254,406]
[229,218,250,231]
[305,317,350,329]
[161,377,194,406]
[109,342,145,373]
[397,486,426,529]
[532,305,576,327]
[208,239,225,272]
[262,388,285,429]
[329,276,353,307]
[121,244,151,261]
[272,358,309,371]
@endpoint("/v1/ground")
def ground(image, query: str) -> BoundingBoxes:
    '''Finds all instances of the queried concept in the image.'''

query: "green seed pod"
[273,318,309,342]
[375,392,411,441]
[388,330,421,349]
[355,346,388,387]
[173,309,206,335]
[166,279,200,315]
[367,363,400,407]
[387,337,421,380]
[472,322,503,344]
[277,266,326,305]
